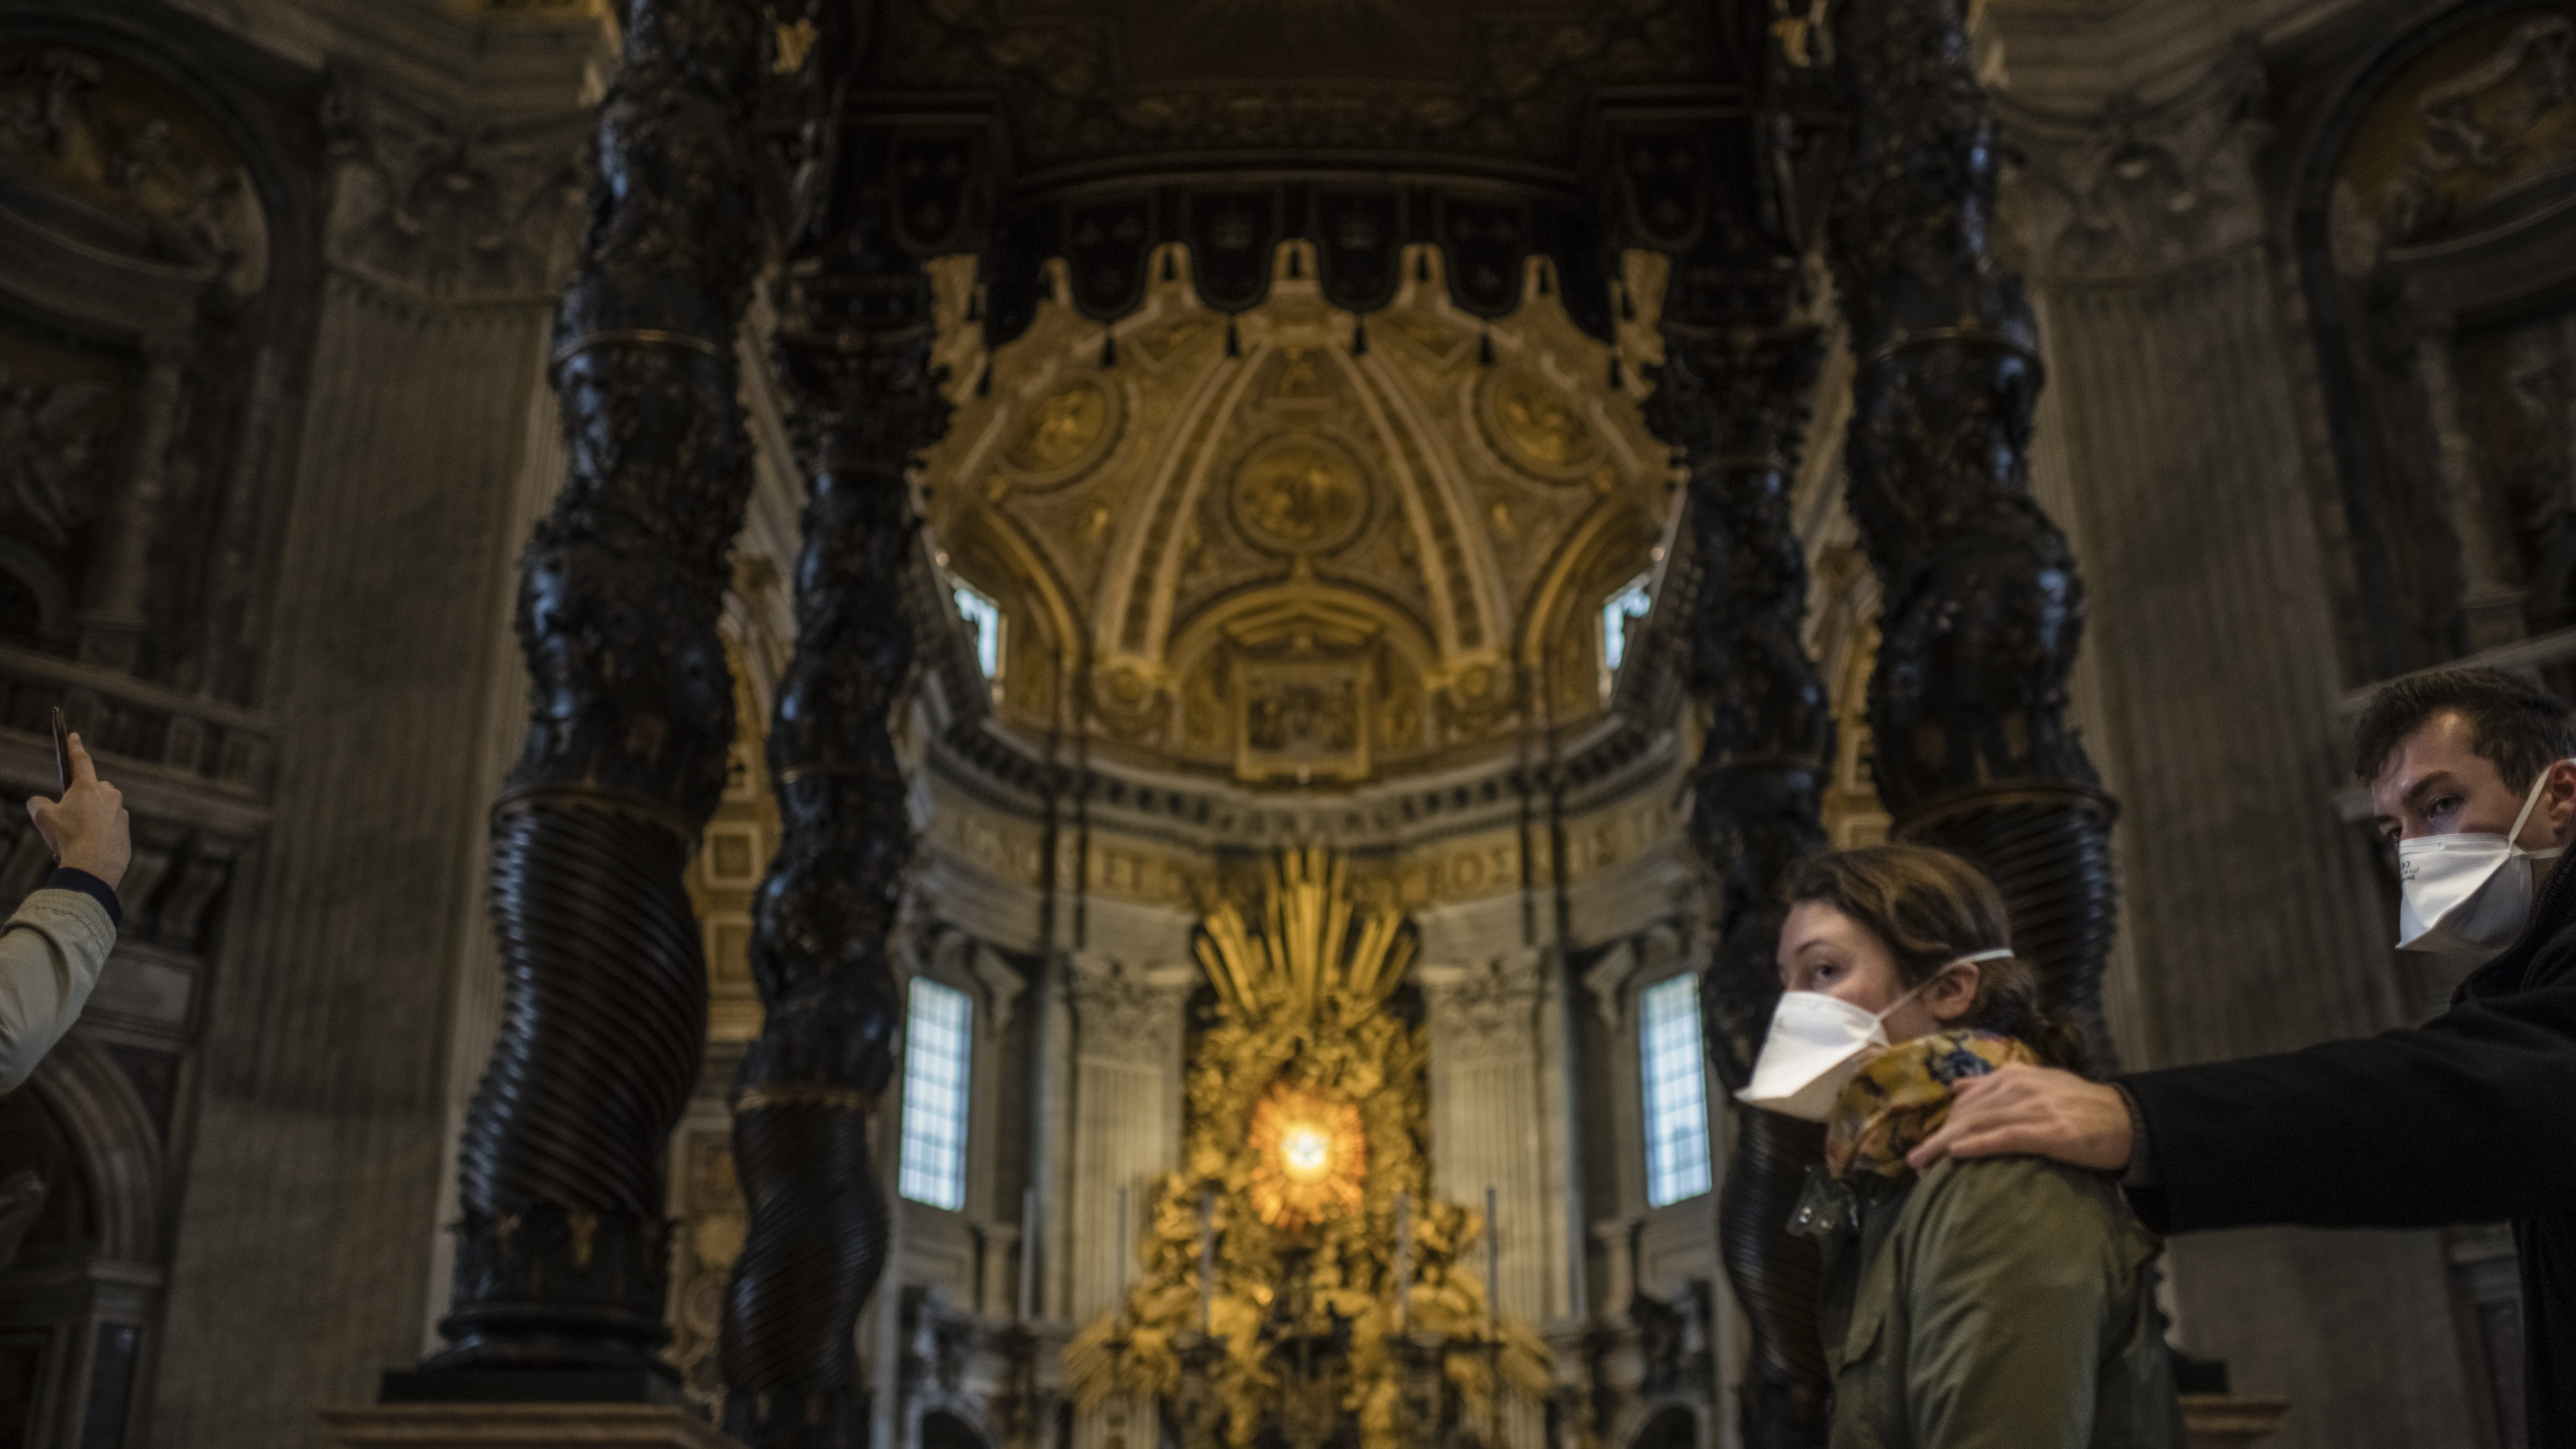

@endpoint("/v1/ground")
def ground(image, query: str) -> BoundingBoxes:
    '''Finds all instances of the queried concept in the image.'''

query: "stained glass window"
[1640,973,1714,1207]
[898,978,973,1210]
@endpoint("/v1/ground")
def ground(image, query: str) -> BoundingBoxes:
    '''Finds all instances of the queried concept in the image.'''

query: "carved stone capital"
[1419,949,1544,1056]
[1068,956,1188,1054]
[1996,38,2271,281]
[322,70,590,303]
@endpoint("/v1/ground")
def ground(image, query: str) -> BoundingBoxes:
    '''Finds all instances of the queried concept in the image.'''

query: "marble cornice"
[166,0,610,121]
[920,698,1684,861]
[1981,0,2438,111]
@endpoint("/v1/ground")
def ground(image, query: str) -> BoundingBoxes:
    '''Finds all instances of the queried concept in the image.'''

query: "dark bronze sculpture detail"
[418,0,766,1382]
[1823,0,2119,1066]
[1644,283,1835,1449]
[720,118,955,1447]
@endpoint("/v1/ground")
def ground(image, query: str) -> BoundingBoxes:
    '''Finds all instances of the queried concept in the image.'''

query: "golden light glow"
[1247,1080,1364,1230]
[1066,849,1552,1448]
[1280,1125,1329,1179]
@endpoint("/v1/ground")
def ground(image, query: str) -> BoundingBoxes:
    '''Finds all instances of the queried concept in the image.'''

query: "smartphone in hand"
[49,708,68,796]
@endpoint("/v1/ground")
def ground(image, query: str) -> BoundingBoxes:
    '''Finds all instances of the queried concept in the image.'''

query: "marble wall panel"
[147,277,552,1449]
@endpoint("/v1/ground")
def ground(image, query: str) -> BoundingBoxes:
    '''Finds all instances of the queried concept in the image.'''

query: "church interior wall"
[1,0,2570,1446]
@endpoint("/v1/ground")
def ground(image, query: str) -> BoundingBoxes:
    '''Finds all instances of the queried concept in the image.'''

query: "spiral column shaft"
[720,120,955,1447]
[1645,274,1835,1446]
[422,0,764,1380]
[1823,0,2121,1067]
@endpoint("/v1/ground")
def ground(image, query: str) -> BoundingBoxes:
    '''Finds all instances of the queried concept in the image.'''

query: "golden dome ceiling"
[922,242,1678,788]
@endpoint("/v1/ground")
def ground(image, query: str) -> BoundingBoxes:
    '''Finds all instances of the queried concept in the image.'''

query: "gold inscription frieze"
[918,776,1681,913]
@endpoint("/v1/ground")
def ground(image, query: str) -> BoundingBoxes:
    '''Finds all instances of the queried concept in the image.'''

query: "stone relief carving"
[1421,949,1543,1057]
[1069,956,1183,1054]
[1581,939,1635,1028]
[2329,15,2576,279]
[322,73,589,301]
[0,46,269,298]
[0,367,111,552]
[1997,40,2270,280]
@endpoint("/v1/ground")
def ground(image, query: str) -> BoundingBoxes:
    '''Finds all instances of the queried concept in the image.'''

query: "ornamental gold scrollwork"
[1479,368,1603,480]
[1230,433,1372,554]
[1000,377,1121,487]
[1068,849,1549,1449]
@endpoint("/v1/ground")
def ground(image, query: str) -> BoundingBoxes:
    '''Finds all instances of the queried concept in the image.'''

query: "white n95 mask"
[2397,761,2570,954]
[1736,949,2017,1122]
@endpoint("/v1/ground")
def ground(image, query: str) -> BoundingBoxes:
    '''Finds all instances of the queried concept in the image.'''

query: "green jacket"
[1798,1155,2188,1449]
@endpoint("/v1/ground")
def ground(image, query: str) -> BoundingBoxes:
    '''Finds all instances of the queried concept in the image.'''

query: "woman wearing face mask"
[1744,844,2186,1449]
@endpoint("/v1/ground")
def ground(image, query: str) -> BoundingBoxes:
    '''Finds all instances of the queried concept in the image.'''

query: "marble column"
[1996,49,2481,1448]
[1064,956,1189,1449]
[76,346,183,671]
[1419,950,1549,1449]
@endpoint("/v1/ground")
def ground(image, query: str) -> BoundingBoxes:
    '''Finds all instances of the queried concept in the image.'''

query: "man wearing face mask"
[1907,666,2576,1440]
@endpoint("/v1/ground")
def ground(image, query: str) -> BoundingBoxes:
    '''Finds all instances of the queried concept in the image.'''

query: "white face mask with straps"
[2397,761,2571,955]
[1737,949,2017,1122]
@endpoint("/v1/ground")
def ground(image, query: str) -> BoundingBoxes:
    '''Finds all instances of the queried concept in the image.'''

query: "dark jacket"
[2120,848,2576,1443]
[1800,1156,2187,1449]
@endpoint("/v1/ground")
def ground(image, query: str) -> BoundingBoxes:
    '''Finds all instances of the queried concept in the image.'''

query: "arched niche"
[0,1034,171,1448]
[0,15,320,699]
[2293,0,2576,678]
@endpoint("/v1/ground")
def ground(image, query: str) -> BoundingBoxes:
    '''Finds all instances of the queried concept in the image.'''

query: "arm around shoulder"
[2124,973,2576,1231]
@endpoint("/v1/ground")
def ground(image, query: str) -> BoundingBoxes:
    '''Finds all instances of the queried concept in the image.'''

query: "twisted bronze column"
[719,127,953,1448]
[414,0,765,1385]
[1823,0,2119,1067]
[1644,270,1835,1449]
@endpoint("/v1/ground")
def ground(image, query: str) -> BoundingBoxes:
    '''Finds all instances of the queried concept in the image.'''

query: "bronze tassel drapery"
[719,120,954,1448]
[1822,0,2120,1067]
[1645,272,1835,1449]
[414,0,766,1385]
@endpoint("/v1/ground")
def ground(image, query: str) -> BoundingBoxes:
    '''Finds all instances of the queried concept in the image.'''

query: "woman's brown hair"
[1778,844,2093,1075]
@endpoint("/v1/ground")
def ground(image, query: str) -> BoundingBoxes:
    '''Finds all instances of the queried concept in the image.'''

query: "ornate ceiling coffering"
[924,240,1678,789]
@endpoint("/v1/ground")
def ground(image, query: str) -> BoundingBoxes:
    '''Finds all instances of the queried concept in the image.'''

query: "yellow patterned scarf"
[1824,1030,2038,1180]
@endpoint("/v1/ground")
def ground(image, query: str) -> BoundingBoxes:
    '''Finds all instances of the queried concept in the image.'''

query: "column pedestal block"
[323,1405,743,1449]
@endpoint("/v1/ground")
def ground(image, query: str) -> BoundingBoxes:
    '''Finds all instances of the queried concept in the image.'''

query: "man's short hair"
[2353,666,2576,790]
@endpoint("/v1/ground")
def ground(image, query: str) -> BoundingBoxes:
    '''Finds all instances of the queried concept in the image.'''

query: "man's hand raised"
[27,733,129,891]
[1906,1062,2134,1174]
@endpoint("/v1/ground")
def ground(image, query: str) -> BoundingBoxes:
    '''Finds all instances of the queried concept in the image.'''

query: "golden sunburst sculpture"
[1068,848,1549,1449]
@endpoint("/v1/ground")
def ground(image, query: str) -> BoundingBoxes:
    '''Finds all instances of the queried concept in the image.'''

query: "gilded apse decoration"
[1069,850,1548,1449]
[1480,368,1603,480]
[1237,655,1370,783]
[684,632,781,1044]
[1000,377,1119,485]
[1231,434,1371,554]
[915,237,1673,786]
[1245,1080,1366,1231]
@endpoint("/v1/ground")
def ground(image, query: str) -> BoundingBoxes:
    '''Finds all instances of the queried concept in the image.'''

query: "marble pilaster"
[1996,39,2480,1449]
[149,46,598,1449]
